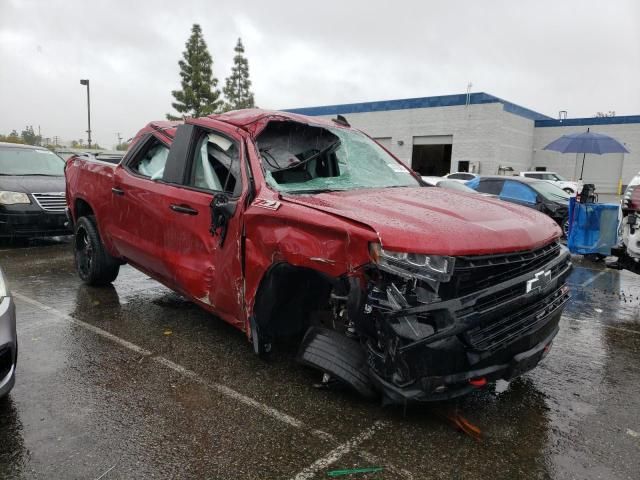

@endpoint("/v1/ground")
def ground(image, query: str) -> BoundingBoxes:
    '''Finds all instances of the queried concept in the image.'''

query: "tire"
[297,326,377,400]
[74,216,120,286]
[563,188,574,194]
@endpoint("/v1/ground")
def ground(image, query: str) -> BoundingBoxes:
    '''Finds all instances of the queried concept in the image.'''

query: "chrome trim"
[32,192,67,213]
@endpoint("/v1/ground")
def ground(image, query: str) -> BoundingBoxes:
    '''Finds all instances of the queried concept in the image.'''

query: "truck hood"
[0,175,66,194]
[284,187,561,256]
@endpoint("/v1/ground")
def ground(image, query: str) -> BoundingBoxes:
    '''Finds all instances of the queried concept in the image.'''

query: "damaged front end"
[359,241,572,403]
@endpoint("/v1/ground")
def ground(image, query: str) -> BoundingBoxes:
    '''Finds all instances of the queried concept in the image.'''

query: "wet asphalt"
[0,238,639,480]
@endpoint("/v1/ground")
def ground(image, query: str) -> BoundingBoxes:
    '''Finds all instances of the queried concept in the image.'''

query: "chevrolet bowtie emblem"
[526,269,552,293]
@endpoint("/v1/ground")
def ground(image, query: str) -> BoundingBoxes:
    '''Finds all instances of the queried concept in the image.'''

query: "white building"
[286,92,640,194]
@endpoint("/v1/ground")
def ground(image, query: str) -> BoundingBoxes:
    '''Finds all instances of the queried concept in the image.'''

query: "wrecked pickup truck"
[65,110,571,403]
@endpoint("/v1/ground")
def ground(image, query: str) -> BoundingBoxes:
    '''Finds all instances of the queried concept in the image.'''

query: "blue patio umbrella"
[543,128,630,180]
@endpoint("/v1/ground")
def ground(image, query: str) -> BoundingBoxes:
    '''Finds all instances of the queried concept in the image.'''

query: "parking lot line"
[14,292,152,356]
[289,421,387,480]
[12,291,325,434]
[578,270,607,287]
[13,290,414,478]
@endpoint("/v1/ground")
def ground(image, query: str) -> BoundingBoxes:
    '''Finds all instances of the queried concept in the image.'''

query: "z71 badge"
[253,198,281,211]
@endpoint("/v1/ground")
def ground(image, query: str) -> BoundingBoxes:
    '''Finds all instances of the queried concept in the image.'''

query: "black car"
[467,175,571,235]
[0,142,71,238]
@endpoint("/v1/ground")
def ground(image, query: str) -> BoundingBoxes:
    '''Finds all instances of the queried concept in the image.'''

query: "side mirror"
[209,193,237,247]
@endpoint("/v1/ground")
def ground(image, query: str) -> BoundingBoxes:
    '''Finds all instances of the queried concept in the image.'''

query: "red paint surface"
[66,109,562,339]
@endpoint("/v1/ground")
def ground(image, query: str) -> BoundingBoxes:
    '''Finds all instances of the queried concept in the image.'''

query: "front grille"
[440,242,562,298]
[464,286,569,352]
[32,192,66,212]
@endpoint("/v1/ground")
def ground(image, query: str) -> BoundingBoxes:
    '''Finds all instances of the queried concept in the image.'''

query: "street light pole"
[79,79,92,149]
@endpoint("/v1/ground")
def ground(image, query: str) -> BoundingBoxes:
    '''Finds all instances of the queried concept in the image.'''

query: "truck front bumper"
[0,211,71,238]
[369,317,560,403]
[365,244,572,403]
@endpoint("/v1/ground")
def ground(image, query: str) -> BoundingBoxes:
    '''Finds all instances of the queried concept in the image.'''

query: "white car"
[519,171,581,195]
[421,176,480,193]
[443,172,479,183]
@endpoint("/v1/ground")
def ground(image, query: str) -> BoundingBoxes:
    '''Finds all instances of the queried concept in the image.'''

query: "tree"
[21,125,42,146]
[222,38,255,111]
[167,24,223,120]
[116,142,130,151]
[595,111,616,118]
[0,130,24,144]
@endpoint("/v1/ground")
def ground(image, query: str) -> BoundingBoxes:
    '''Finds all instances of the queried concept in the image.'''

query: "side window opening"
[500,181,538,204]
[190,132,240,196]
[476,179,504,195]
[129,138,169,180]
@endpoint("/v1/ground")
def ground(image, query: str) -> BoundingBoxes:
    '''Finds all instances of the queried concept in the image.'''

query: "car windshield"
[257,121,420,193]
[0,147,65,176]
[542,172,564,181]
[436,180,478,193]
[530,180,571,201]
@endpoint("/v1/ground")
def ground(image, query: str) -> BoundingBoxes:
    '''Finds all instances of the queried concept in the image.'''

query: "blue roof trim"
[535,115,640,127]
[284,92,553,121]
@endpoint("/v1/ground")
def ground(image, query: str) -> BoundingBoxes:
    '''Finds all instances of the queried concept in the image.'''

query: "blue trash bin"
[567,197,620,255]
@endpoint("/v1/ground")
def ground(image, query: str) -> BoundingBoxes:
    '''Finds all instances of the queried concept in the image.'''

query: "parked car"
[0,142,71,238]
[467,175,571,236]
[65,110,571,403]
[518,171,581,195]
[443,172,479,183]
[610,173,640,274]
[421,176,485,194]
[0,267,17,399]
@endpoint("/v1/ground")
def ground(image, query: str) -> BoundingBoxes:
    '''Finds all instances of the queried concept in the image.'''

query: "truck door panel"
[110,136,173,281]
[160,125,247,328]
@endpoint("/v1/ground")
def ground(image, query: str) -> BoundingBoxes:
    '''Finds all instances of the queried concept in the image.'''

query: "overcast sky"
[1,0,638,147]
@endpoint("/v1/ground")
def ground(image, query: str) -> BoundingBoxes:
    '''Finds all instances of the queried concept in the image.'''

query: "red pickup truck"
[65,109,571,403]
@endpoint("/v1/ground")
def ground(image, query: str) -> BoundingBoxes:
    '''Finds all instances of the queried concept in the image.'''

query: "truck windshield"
[257,121,420,193]
[0,147,65,176]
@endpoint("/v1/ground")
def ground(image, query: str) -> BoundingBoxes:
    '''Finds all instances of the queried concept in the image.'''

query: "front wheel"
[74,216,120,286]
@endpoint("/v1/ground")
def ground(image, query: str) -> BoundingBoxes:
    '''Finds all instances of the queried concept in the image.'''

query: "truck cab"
[65,109,571,403]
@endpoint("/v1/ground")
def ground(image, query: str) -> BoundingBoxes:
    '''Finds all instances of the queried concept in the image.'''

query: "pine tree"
[222,38,255,111]
[167,24,223,120]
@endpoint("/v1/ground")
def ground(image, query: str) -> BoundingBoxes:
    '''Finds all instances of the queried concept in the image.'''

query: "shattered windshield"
[256,121,420,193]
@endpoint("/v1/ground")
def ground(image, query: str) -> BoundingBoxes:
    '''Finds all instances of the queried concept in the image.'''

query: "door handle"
[170,204,199,215]
[112,187,125,196]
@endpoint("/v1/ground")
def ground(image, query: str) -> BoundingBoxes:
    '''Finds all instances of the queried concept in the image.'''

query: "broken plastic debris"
[327,467,384,477]
[438,408,482,442]
[163,329,173,336]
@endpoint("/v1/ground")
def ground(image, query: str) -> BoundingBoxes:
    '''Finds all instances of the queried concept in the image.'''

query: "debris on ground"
[327,466,384,477]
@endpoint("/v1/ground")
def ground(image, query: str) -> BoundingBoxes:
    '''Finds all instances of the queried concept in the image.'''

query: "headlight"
[0,191,30,205]
[369,243,455,282]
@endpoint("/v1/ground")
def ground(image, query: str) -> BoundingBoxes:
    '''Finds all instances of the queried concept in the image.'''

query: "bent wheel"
[297,326,377,400]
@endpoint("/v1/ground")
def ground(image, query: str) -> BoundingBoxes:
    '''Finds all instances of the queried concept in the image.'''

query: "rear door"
[109,134,173,281]
[159,122,249,328]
